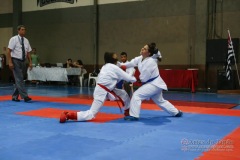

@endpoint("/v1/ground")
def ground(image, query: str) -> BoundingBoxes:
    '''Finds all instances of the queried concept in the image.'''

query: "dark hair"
[104,52,117,64]
[77,59,83,65]
[68,58,72,61]
[120,52,127,56]
[147,42,158,56]
[17,25,25,31]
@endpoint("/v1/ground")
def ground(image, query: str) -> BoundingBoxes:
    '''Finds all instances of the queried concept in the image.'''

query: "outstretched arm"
[115,65,136,83]
[120,56,141,69]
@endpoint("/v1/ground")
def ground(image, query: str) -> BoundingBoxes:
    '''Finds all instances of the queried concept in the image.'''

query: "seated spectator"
[63,58,73,68]
[91,66,100,77]
[73,59,83,68]
[72,59,86,86]
[0,56,2,70]
[63,58,74,84]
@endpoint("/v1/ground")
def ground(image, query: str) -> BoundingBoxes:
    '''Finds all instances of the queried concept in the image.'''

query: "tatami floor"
[0,84,240,160]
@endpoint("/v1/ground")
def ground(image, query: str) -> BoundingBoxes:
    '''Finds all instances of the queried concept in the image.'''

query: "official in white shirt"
[7,25,33,102]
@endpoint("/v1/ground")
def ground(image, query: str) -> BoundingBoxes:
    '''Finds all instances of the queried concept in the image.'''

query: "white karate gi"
[76,63,136,121]
[117,61,135,76]
[123,55,179,118]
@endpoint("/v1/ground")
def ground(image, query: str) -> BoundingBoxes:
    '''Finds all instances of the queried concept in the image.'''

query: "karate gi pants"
[76,85,130,121]
[129,83,179,118]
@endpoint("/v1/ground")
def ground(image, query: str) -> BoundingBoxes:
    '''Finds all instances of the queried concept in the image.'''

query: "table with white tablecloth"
[27,67,81,82]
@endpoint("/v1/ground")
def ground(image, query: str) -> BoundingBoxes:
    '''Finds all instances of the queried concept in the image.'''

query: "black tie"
[21,37,25,61]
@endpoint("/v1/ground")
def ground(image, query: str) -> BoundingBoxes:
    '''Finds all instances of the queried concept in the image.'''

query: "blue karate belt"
[116,80,124,89]
[142,75,159,85]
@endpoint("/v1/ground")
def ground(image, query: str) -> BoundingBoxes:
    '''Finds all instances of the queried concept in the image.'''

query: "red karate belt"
[97,83,125,113]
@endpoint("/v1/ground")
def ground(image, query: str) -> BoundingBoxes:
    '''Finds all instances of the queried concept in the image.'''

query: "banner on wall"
[23,0,144,12]
[37,0,78,7]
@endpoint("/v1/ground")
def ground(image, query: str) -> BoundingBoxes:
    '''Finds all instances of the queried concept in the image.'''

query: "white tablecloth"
[66,68,81,75]
[27,67,81,82]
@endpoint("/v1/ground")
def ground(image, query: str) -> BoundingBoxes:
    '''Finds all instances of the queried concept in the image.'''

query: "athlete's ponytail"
[147,42,158,57]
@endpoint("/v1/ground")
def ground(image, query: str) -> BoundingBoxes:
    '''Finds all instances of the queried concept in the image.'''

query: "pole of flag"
[226,29,240,87]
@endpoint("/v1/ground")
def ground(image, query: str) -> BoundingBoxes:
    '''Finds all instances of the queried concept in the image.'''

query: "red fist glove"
[121,65,127,71]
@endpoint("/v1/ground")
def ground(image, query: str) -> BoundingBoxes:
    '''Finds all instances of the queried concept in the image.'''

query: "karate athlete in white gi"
[60,52,136,123]
[121,43,183,121]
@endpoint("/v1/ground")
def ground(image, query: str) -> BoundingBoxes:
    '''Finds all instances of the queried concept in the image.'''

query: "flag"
[225,30,235,80]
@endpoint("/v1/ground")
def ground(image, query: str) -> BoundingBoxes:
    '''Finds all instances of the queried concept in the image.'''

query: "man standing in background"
[7,25,32,102]
[117,52,135,97]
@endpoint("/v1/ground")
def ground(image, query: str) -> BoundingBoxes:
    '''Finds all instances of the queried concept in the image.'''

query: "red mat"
[143,99,236,109]
[17,108,124,123]
[197,127,240,160]
[66,95,236,109]
[2,95,240,117]
[0,95,236,109]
